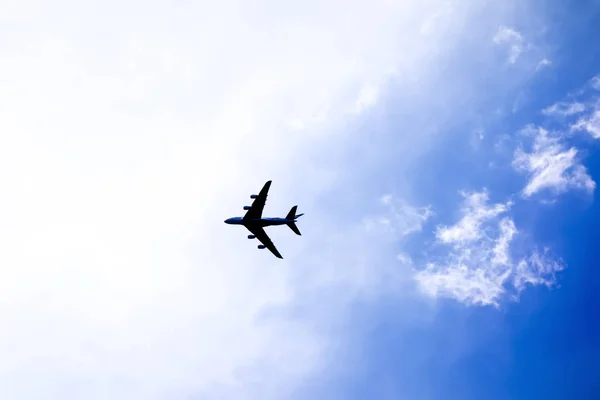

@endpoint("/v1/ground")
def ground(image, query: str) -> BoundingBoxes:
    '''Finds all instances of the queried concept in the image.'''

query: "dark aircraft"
[224,180,303,259]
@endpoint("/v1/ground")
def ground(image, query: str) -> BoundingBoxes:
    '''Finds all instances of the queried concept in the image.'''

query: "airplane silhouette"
[224,180,303,259]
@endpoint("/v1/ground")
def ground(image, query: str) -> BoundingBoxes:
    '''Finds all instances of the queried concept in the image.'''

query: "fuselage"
[224,216,295,227]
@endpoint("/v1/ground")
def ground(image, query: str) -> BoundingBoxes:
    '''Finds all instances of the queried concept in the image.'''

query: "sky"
[0,0,599,399]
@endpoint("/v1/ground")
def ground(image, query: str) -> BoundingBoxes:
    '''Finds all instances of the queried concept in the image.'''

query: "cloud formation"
[591,75,600,91]
[571,104,600,139]
[512,126,595,197]
[363,195,433,240]
[542,101,586,118]
[414,190,564,307]
[410,71,600,309]
[436,190,511,245]
[541,75,600,139]
[493,26,525,64]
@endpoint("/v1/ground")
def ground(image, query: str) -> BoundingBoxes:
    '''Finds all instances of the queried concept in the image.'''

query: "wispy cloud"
[571,103,600,139]
[414,190,564,307]
[542,101,586,117]
[413,71,598,309]
[493,26,525,64]
[363,194,433,239]
[436,190,511,245]
[591,74,600,90]
[539,75,600,138]
[512,126,595,197]
[536,58,552,71]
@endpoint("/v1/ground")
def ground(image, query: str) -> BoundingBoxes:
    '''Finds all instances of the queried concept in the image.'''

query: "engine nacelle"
[243,206,251,210]
[250,194,258,199]
[248,235,255,239]
[258,245,265,249]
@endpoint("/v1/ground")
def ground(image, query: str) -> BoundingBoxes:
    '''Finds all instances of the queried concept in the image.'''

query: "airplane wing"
[247,226,283,259]
[243,180,271,220]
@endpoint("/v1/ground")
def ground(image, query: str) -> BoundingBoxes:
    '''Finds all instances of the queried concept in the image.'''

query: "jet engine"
[250,194,258,199]
[248,235,255,239]
[258,245,265,249]
[243,206,251,210]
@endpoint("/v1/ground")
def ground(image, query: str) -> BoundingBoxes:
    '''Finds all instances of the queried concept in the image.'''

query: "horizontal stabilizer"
[286,205,302,235]
[287,221,301,236]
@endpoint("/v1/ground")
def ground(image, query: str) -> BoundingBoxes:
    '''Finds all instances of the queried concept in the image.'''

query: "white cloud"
[542,101,586,117]
[536,58,552,70]
[436,190,510,245]
[512,127,595,197]
[512,249,566,291]
[493,26,524,64]
[571,104,600,139]
[493,26,523,43]
[469,129,485,150]
[591,75,600,90]
[541,75,600,139]
[363,194,433,239]
[397,252,414,265]
[414,191,564,307]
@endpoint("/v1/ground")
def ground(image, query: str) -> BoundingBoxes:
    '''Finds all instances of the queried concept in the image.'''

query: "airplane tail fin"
[286,206,302,236]
[285,206,298,220]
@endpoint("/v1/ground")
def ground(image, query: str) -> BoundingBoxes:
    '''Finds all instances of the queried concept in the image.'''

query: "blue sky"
[1,0,599,399]
[285,2,600,399]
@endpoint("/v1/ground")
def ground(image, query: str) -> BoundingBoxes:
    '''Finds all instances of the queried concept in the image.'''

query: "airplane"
[224,180,304,259]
